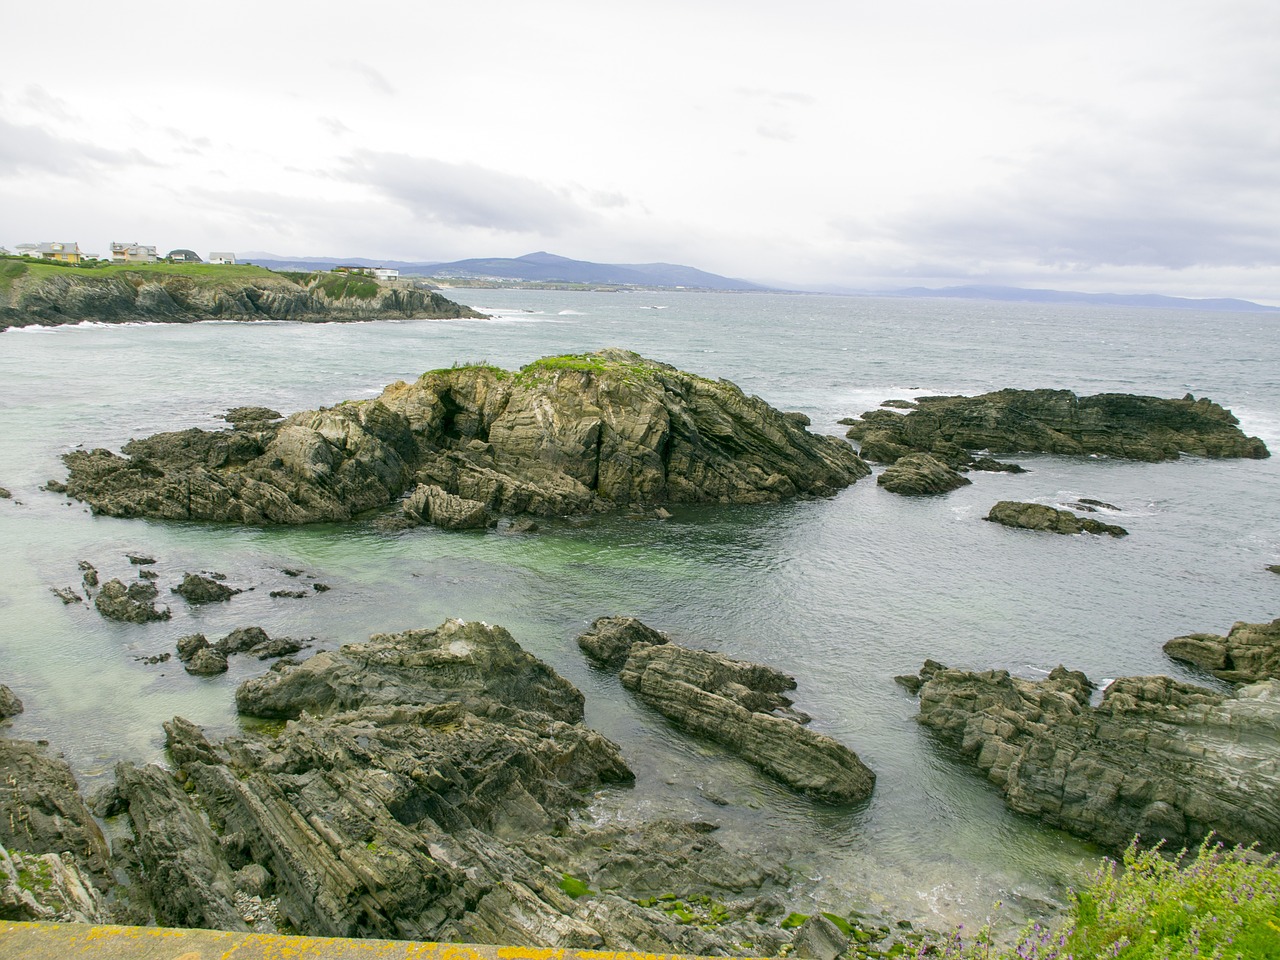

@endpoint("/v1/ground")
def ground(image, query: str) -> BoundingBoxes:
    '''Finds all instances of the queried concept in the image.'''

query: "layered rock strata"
[909,662,1280,853]
[577,617,875,803]
[876,453,972,495]
[985,501,1128,537]
[62,350,870,527]
[112,620,793,951]
[1164,618,1280,684]
[844,389,1269,465]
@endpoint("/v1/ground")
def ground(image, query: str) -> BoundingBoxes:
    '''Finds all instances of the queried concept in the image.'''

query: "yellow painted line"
[0,922,766,960]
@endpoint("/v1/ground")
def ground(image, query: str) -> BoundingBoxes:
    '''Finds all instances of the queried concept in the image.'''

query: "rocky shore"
[0,266,483,329]
[0,622,915,956]
[1164,617,1280,683]
[577,617,876,803]
[62,350,870,527]
[985,500,1128,537]
[844,388,1269,466]
[904,662,1280,854]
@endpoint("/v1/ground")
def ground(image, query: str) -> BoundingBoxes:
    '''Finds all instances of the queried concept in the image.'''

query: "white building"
[111,242,158,263]
[208,252,237,265]
[372,268,399,281]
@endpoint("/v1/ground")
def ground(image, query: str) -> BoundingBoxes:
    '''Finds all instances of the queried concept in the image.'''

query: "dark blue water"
[2,290,1277,926]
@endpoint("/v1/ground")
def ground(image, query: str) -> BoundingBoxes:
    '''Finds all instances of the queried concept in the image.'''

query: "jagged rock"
[185,648,229,676]
[0,842,108,923]
[0,686,23,720]
[251,636,310,661]
[172,573,241,604]
[224,407,282,428]
[126,553,155,565]
[911,663,1280,853]
[0,487,10,499]
[1164,618,1280,683]
[985,501,1128,537]
[78,562,98,589]
[237,619,586,722]
[876,453,972,495]
[93,578,171,622]
[844,388,1269,464]
[403,482,491,529]
[62,350,870,528]
[792,913,849,960]
[114,761,248,931]
[175,633,209,662]
[49,586,82,605]
[0,738,113,882]
[214,627,270,656]
[269,589,308,599]
[43,479,67,494]
[579,620,875,803]
[577,616,669,670]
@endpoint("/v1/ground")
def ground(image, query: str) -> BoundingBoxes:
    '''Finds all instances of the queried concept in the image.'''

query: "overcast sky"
[3,1,1277,301]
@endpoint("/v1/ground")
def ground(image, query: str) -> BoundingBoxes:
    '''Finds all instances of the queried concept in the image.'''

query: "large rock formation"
[0,266,483,329]
[876,452,972,495]
[909,662,1280,853]
[577,617,875,803]
[112,620,799,951]
[62,350,870,527]
[845,389,1269,464]
[985,501,1128,537]
[1164,618,1280,684]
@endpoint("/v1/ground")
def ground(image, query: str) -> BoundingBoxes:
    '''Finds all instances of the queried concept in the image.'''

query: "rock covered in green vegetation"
[577,616,876,803]
[985,500,1128,536]
[1164,617,1280,684]
[910,662,1280,854]
[62,350,870,527]
[876,452,972,495]
[0,261,483,329]
[845,388,1269,464]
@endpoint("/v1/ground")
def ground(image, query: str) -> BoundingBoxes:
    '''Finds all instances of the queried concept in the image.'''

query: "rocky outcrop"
[985,501,1128,537]
[1164,618,1280,684]
[0,267,483,329]
[63,350,870,528]
[109,619,809,951]
[876,453,971,495]
[844,389,1269,464]
[577,617,875,803]
[910,663,1280,853]
[93,578,172,622]
[171,573,241,604]
[0,841,108,923]
[0,685,21,720]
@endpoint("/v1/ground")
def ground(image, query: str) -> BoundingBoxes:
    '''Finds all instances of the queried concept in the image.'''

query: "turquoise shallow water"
[1,290,1278,927]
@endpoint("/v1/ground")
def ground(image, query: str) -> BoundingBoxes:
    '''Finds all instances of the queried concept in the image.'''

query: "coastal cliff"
[0,260,483,329]
[62,350,870,526]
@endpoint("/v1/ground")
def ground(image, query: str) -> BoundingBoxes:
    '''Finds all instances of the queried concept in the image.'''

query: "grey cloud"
[21,85,75,121]
[342,151,589,234]
[0,119,154,177]
[320,117,351,136]
[756,124,795,142]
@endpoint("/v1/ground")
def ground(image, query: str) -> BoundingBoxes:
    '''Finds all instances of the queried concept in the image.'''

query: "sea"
[1,289,1278,931]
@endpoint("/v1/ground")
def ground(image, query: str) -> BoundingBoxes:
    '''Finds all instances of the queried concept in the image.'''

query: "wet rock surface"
[578,617,875,803]
[93,578,172,622]
[910,663,1280,853]
[844,388,1269,465]
[172,572,241,604]
[985,500,1128,537]
[876,452,972,495]
[1164,618,1280,683]
[62,350,870,527]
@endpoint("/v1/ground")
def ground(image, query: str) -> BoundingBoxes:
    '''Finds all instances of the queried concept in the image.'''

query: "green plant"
[559,873,593,899]
[911,837,1280,960]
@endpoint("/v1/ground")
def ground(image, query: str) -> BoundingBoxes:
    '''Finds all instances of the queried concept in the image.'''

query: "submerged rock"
[172,572,241,604]
[876,453,972,495]
[62,350,870,528]
[577,617,875,803]
[1164,618,1280,683]
[985,501,1128,537]
[93,578,171,622]
[910,662,1280,853]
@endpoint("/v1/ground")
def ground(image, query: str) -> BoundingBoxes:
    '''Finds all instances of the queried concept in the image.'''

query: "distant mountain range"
[880,284,1280,313]
[241,251,766,292]
[239,251,1278,311]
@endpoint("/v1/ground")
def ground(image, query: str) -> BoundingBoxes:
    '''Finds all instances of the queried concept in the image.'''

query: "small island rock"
[876,453,972,495]
[985,500,1128,536]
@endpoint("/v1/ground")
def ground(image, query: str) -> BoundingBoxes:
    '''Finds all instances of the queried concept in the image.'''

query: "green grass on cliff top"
[11,257,283,287]
[914,838,1280,960]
